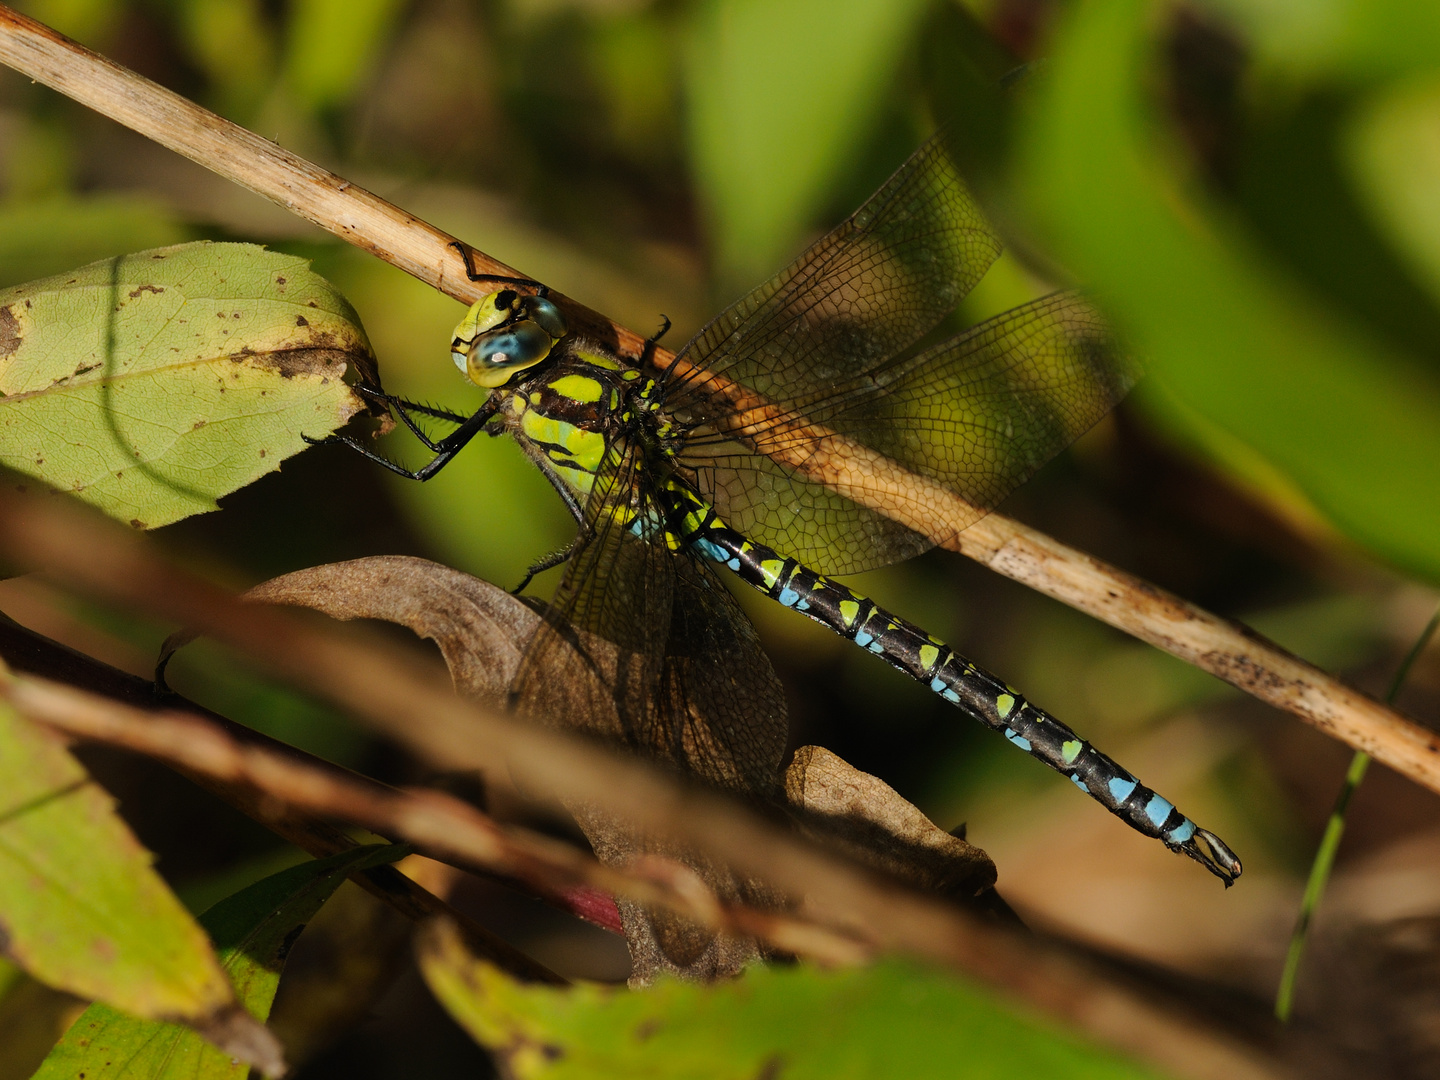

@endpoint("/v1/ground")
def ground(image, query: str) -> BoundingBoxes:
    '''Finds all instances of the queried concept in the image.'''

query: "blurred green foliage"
[1,0,1439,1073]
[421,921,1166,1080]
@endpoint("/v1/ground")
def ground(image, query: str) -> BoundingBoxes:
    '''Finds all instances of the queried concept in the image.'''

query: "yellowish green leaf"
[418,919,1163,1080]
[33,845,406,1080]
[0,696,235,1032]
[0,240,374,529]
[1345,75,1440,309]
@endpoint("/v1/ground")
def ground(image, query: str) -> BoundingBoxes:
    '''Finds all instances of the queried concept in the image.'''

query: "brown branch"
[0,667,868,968]
[0,611,621,933]
[0,5,1428,795]
[0,611,564,985]
[0,489,1285,1080]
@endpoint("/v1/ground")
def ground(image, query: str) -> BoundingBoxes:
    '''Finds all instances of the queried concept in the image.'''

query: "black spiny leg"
[512,543,578,596]
[642,314,672,364]
[303,396,499,482]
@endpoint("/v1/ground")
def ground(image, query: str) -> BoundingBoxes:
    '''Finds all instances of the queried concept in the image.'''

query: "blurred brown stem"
[0,488,1283,1080]
[0,661,868,969]
[0,611,564,985]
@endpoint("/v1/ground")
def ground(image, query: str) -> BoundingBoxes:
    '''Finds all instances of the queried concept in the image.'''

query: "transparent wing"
[662,135,1002,423]
[510,439,787,796]
[677,291,1135,575]
[508,436,790,975]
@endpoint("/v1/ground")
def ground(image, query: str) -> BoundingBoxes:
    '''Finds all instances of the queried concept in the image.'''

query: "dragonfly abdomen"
[668,485,1241,884]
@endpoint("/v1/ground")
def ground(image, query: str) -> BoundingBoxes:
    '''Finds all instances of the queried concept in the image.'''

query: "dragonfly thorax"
[494,343,676,503]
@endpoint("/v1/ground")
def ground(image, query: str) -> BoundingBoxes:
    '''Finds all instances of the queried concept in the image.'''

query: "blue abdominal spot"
[778,588,799,607]
[691,537,728,562]
[1144,794,1175,827]
[1167,819,1197,843]
[1108,777,1137,803]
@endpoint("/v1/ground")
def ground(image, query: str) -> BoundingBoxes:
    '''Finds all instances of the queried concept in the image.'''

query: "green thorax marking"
[495,344,671,501]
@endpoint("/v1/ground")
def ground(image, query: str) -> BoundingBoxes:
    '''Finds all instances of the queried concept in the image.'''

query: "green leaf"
[685,0,932,288]
[0,194,188,290]
[175,0,278,119]
[283,0,408,112]
[0,240,374,529]
[0,699,234,1027]
[1344,74,1440,309]
[34,844,407,1080]
[1016,0,1440,582]
[418,920,1163,1080]
[1204,0,1440,85]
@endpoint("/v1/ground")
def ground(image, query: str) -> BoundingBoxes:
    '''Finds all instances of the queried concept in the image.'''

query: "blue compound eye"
[465,319,554,387]
[526,295,568,340]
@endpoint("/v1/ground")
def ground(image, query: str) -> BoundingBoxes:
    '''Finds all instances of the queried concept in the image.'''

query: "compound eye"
[451,290,522,356]
[465,319,554,387]
[525,295,568,340]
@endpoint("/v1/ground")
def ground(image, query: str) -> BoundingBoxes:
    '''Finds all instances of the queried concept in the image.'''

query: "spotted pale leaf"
[0,241,377,528]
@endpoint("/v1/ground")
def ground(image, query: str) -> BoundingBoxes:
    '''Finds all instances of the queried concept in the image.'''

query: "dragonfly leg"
[449,241,546,293]
[353,386,477,452]
[303,397,499,481]
[388,398,468,452]
[640,315,672,366]
[512,542,577,595]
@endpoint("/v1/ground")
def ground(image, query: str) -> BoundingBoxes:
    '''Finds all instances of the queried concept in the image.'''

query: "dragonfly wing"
[678,290,1134,575]
[509,440,789,980]
[510,439,673,762]
[663,135,1000,422]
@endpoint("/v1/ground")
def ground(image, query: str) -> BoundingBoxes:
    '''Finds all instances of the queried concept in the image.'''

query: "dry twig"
[0,666,868,967]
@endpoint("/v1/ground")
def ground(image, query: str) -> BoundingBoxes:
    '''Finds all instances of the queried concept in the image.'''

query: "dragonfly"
[317,136,1242,893]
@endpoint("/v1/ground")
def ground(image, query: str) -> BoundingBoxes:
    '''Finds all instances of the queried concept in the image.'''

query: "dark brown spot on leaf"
[259,448,266,457]
[276,276,287,285]
[130,519,146,529]
[0,305,21,358]
[296,314,309,327]
[262,345,353,380]
[127,284,164,299]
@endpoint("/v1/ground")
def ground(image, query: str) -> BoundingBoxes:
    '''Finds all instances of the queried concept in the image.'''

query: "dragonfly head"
[451,290,569,389]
